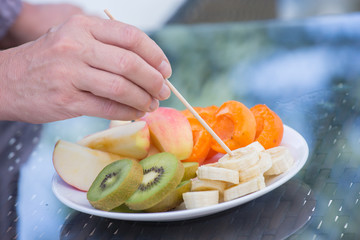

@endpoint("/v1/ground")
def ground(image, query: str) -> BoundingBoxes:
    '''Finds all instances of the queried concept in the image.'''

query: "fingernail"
[159,83,171,100]
[158,60,172,79]
[136,111,146,118]
[149,99,159,111]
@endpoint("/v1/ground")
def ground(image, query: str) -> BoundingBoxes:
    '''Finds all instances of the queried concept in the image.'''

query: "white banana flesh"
[224,175,265,201]
[264,146,294,175]
[218,141,264,162]
[183,191,219,209]
[217,150,259,172]
[191,178,226,194]
[197,166,239,184]
[185,142,294,207]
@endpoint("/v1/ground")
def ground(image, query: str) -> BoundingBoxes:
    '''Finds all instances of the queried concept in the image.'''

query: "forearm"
[0,48,15,120]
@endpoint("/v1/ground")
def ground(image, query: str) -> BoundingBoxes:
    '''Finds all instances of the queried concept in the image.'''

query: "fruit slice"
[250,104,284,149]
[217,150,259,172]
[197,166,239,184]
[53,140,123,191]
[125,152,185,210]
[111,204,143,213]
[78,121,150,159]
[191,178,226,194]
[211,100,256,153]
[181,106,218,164]
[142,107,193,161]
[264,146,294,175]
[223,175,265,201]
[183,190,219,209]
[145,180,191,212]
[87,159,143,211]
[182,117,212,164]
[109,120,132,128]
[182,162,199,181]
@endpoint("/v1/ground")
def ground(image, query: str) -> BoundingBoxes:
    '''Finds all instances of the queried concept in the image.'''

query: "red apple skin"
[142,107,193,161]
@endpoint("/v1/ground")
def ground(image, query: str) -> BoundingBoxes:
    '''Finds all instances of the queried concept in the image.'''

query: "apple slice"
[53,140,124,191]
[109,120,132,128]
[78,121,150,159]
[142,107,193,161]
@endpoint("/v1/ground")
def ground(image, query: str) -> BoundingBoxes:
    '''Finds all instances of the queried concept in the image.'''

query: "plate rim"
[52,124,309,221]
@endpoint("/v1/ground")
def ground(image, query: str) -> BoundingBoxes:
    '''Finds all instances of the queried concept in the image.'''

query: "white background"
[25,0,186,32]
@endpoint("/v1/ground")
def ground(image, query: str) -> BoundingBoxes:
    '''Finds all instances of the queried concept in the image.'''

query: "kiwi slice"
[87,159,143,211]
[111,204,143,213]
[181,162,199,181]
[145,180,191,212]
[125,152,184,210]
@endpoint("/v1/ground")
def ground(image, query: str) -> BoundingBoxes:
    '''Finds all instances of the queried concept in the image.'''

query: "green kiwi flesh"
[145,180,191,212]
[87,159,143,211]
[125,152,184,210]
[111,204,143,213]
[181,162,199,181]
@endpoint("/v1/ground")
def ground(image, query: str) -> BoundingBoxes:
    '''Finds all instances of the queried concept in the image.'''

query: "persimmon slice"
[250,104,283,149]
[182,117,212,164]
[211,100,256,153]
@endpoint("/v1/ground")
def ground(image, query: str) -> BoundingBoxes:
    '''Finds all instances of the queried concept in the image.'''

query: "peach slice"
[78,121,150,159]
[142,107,193,160]
[53,140,125,191]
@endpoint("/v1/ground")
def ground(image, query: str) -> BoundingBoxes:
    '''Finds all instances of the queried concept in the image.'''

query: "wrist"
[0,49,19,121]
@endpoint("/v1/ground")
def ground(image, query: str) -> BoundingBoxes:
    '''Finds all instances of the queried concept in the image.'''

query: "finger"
[89,17,172,78]
[72,91,146,120]
[73,66,159,112]
[83,40,171,101]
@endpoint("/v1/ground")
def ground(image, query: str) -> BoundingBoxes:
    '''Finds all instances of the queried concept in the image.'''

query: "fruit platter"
[52,100,309,221]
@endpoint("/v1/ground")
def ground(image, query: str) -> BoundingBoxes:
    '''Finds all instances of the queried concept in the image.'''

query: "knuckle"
[66,14,90,28]
[109,78,127,97]
[51,34,82,54]
[101,100,118,118]
[117,52,136,74]
[121,25,143,49]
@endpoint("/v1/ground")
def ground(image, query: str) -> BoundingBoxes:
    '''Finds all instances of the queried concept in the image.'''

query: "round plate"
[52,125,309,222]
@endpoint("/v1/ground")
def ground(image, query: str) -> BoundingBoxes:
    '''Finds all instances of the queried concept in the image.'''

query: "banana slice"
[191,178,226,194]
[264,146,294,176]
[197,166,239,184]
[258,152,272,173]
[217,150,259,172]
[235,152,272,182]
[183,191,219,209]
[218,141,265,163]
[238,165,262,182]
[224,175,265,201]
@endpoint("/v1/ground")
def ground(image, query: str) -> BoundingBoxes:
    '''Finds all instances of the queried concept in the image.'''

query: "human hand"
[0,15,172,123]
[1,3,83,49]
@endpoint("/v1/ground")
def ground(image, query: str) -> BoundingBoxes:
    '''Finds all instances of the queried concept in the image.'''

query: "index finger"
[89,17,172,79]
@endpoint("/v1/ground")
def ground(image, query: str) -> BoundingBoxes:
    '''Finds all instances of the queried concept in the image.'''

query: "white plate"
[52,125,309,222]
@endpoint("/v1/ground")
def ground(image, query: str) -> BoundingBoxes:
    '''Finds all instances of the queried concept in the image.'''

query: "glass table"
[1,12,360,240]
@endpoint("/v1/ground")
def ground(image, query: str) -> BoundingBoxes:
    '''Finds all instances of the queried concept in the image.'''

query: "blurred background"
[26,0,360,32]
[6,1,360,240]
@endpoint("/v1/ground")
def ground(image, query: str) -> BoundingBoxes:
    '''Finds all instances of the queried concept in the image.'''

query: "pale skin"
[0,3,172,123]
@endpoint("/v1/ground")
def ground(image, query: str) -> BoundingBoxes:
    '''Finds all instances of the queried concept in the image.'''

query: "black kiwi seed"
[87,159,143,211]
[100,171,120,190]
[125,152,185,211]
[138,167,164,191]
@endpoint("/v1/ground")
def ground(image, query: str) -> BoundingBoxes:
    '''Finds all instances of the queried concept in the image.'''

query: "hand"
[0,3,83,49]
[0,15,172,123]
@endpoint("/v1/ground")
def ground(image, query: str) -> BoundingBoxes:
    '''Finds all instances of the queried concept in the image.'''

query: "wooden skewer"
[103,10,233,156]
[165,80,233,156]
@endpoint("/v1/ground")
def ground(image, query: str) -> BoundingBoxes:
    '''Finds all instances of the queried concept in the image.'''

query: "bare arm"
[0,15,172,123]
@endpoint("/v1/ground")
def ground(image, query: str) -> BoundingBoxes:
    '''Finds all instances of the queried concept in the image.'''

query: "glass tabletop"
[1,13,360,240]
